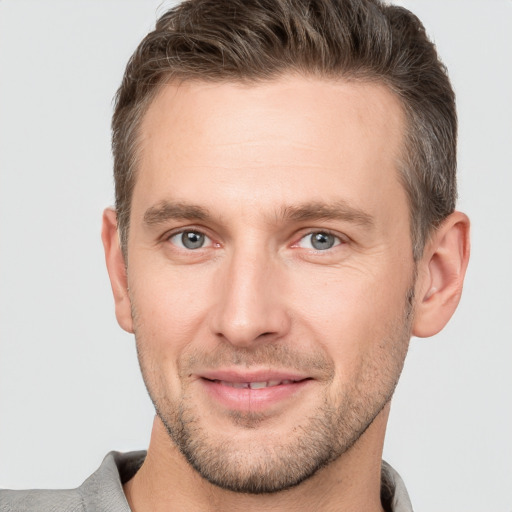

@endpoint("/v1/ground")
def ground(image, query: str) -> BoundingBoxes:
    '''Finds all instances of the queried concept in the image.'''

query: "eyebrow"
[142,199,374,228]
[280,201,374,228]
[143,201,209,225]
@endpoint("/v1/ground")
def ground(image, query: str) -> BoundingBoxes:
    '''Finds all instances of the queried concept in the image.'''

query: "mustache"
[179,343,335,379]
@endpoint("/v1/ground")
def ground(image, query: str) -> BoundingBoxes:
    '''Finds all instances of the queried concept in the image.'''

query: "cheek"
[290,262,413,371]
[128,262,214,364]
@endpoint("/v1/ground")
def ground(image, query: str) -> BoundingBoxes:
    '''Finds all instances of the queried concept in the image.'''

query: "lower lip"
[200,378,312,412]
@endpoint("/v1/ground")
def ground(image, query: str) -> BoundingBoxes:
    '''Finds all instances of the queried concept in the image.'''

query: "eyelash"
[166,229,215,250]
[293,230,345,251]
[165,228,346,253]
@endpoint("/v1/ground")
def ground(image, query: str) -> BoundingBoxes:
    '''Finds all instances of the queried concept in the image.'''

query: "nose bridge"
[211,241,288,346]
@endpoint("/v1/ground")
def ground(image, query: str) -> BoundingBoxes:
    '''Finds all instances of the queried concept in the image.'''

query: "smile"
[199,374,313,412]
[209,379,299,389]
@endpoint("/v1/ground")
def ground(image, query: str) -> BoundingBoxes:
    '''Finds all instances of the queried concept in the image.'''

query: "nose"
[210,247,291,347]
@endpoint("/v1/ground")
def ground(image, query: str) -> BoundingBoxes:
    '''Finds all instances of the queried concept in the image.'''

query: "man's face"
[124,76,416,493]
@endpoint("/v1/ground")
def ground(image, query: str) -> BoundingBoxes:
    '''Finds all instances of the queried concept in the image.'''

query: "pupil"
[182,231,204,249]
[311,232,334,250]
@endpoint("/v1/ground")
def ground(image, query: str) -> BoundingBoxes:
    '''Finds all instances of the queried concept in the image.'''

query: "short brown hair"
[112,0,457,260]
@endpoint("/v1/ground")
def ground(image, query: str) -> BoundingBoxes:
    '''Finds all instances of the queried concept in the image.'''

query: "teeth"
[249,381,268,389]
[216,379,295,389]
[220,381,250,389]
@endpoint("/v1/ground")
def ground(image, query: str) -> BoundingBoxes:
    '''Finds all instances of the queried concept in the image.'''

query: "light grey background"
[0,1,511,510]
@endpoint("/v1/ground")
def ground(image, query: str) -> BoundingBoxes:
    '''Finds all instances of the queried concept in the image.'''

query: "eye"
[169,230,211,250]
[297,231,342,251]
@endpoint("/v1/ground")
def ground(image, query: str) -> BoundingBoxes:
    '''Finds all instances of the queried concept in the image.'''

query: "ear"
[101,208,134,333]
[412,211,470,338]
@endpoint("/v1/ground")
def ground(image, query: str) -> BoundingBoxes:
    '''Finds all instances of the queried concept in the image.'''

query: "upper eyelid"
[293,228,348,244]
[162,226,206,243]
[163,225,212,240]
[297,232,341,247]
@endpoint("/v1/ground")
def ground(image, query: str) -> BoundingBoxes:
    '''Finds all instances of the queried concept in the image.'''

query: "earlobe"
[101,208,134,334]
[412,211,470,338]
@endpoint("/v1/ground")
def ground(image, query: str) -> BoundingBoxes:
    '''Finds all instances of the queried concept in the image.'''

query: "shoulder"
[0,451,146,512]
[0,488,84,512]
[381,460,414,512]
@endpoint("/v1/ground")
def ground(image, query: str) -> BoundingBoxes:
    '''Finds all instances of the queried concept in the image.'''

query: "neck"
[124,405,390,512]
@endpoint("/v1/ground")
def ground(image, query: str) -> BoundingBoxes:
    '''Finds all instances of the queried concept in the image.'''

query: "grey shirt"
[1,452,413,511]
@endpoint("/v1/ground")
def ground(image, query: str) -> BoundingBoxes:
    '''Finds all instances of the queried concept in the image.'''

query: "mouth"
[205,378,306,389]
[198,371,314,412]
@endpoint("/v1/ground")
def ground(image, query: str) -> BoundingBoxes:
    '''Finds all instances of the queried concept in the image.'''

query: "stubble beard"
[133,285,415,495]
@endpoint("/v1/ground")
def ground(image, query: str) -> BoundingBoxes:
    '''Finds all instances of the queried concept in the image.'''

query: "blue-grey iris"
[182,231,205,249]
[311,232,336,250]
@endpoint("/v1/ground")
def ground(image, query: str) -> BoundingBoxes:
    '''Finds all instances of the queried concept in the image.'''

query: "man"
[1,0,470,510]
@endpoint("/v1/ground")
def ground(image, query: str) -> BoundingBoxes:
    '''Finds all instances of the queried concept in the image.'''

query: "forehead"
[134,75,407,224]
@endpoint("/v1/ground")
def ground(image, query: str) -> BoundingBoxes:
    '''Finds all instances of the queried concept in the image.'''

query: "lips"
[208,378,299,389]
[198,371,313,412]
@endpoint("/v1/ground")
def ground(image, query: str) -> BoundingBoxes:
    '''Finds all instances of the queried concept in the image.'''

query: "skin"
[102,76,470,512]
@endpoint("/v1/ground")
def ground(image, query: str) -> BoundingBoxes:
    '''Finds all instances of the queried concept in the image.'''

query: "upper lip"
[197,369,311,384]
